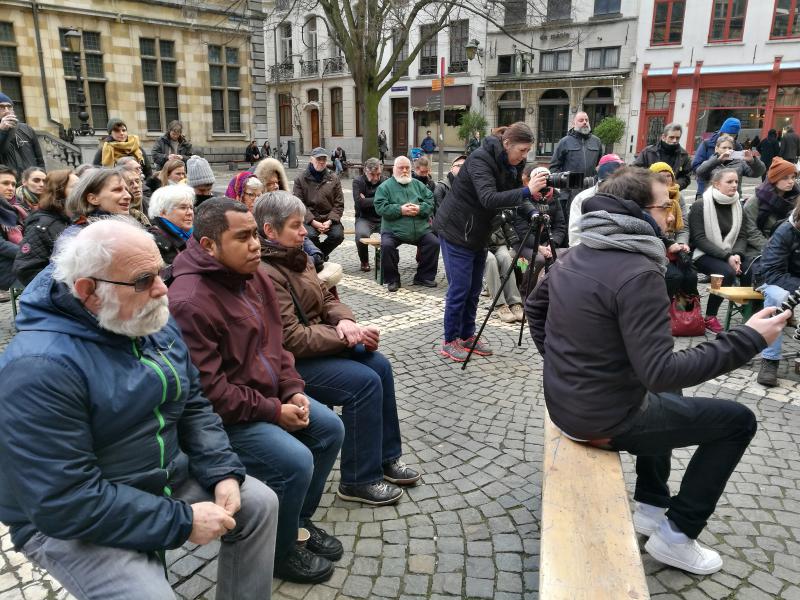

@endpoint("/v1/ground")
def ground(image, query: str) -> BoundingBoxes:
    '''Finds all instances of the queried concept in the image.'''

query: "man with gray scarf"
[526,167,789,577]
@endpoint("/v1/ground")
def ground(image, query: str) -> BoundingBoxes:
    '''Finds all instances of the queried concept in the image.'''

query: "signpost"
[438,57,445,181]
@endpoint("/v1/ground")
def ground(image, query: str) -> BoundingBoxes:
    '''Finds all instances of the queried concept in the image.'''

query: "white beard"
[394,174,412,185]
[577,125,592,135]
[95,284,170,338]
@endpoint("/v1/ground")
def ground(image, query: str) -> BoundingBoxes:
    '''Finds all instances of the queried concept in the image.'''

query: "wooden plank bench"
[359,237,383,285]
[709,286,764,331]
[540,410,649,600]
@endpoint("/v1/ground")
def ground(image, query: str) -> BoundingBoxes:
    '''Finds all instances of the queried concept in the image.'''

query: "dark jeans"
[665,261,699,299]
[381,231,439,285]
[305,221,345,260]
[225,397,344,561]
[440,237,487,343]
[355,218,381,264]
[611,392,756,539]
[295,350,403,485]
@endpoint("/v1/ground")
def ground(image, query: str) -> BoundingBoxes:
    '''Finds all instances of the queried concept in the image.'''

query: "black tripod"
[461,207,556,370]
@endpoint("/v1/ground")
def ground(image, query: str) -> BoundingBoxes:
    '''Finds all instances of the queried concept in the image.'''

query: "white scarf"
[692,186,742,261]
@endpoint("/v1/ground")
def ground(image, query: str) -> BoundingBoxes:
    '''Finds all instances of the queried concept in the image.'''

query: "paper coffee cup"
[297,527,310,546]
[710,274,724,290]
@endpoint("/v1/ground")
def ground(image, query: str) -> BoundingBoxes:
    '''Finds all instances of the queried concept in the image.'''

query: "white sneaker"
[632,508,666,536]
[645,528,723,575]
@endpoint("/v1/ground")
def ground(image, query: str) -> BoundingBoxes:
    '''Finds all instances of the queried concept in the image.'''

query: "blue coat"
[0,266,245,550]
[757,218,800,292]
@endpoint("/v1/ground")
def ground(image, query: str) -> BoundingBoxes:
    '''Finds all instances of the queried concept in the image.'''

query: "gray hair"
[52,217,150,294]
[244,177,264,192]
[73,164,97,178]
[148,184,195,220]
[115,156,139,169]
[662,123,683,136]
[394,156,411,167]
[711,168,739,184]
[364,158,381,172]
[253,190,306,233]
[65,168,125,218]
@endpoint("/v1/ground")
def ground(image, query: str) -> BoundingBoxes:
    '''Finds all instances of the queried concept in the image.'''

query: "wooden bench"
[540,410,649,600]
[359,237,383,284]
[709,286,764,331]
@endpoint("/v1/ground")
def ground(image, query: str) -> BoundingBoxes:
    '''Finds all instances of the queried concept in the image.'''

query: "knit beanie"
[648,161,675,178]
[0,92,12,105]
[719,118,741,135]
[186,155,215,187]
[596,154,624,181]
[767,157,799,185]
[106,117,126,133]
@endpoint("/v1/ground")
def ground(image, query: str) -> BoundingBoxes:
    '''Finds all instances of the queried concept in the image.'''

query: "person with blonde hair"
[158,158,186,188]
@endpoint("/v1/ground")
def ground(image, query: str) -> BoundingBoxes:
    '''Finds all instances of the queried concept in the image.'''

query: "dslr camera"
[545,171,596,190]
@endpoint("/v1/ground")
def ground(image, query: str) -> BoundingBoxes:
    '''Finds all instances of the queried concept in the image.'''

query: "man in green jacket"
[374,156,439,292]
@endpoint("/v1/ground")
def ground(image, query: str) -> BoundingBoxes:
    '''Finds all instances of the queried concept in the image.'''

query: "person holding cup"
[0,93,45,179]
[690,168,749,333]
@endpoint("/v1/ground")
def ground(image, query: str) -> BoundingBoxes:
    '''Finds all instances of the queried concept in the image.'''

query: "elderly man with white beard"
[373,156,439,292]
[0,219,279,600]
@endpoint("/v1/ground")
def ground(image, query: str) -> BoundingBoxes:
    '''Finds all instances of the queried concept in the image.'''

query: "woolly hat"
[648,161,675,177]
[767,157,799,185]
[596,153,624,181]
[106,117,126,133]
[254,157,290,191]
[225,171,254,199]
[719,118,741,135]
[186,155,215,187]
[0,92,12,105]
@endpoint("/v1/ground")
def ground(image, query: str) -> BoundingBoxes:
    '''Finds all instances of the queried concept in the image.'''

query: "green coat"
[373,177,434,242]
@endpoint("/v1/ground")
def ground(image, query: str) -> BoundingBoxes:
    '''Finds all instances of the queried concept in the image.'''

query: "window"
[330,88,343,136]
[651,0,685,45]
[695,88,767,142]
[419,24,437,76]
[449,20,468,73]
[140,38,179,132]
[540,50,571,72]
[59,28,108,129]
[208,45,241,133]
[585,47,620,70]
[547,0,571,20]
[497,55,516,75]
[709,0,747,42]
[594,0,621,15]
[647,91,670,110]
[392,31,408,77]
[0,22,24,123]
[771,0,800,39]
[583,87,615,126]
[497,91,524,126]
[278,93,292,136]
[504,0,526,25]
[280,23,293,63]
[305,18,318,62]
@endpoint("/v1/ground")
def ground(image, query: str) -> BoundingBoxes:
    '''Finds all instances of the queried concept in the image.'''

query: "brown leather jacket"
[293,166,344,224]
[259,241,355,358]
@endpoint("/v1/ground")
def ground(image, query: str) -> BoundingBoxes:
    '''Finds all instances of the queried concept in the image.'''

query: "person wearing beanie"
[696,134,765,198]
[779,125,799,164]
[293,148,345,260]
[692,117,744,195]
[150,120,193,171]
[633,123,692,190]
[568,153,624,246]
[758,128,781,178]
[0,92,45,179]
[743,157,800,260]
[186,155,216,206]
[528,165,788,577]
[92,118,153,178]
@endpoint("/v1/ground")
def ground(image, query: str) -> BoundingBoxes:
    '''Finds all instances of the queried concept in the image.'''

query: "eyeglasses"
[92,272,159,293]
[646,203,674,211]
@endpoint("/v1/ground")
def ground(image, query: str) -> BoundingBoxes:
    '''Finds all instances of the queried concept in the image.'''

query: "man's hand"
[321,220,333,233]
[310,220,325,232]
[278,402,309,431]
[361,325,380,351]
[189,502,236,545]
[400,204,419,217]
[745,307,791,345]
[528,171,549,195]
[214,477,241,516]
[538,245,553,260]
[0,114,17,131]
[336,319,362,347]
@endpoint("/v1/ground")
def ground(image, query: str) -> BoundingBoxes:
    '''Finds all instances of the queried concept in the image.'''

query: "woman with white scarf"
[689,168,748,333]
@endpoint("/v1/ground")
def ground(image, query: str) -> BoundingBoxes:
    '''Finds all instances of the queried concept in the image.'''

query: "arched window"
[537,89,569,156]
[583,87,615,126]
[497,91,524,126]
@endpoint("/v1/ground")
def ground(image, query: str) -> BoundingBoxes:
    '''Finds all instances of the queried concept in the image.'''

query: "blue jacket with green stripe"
[0,265,246,551]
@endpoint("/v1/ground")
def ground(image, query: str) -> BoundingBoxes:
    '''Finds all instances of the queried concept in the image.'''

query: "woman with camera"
[433,122,548,362]
[695,135,765,197]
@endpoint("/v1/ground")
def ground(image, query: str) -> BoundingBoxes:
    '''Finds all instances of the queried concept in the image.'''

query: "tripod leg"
[517,218,554,346]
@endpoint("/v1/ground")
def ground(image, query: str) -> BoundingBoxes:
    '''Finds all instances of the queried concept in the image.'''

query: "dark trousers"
[694,254,753,316]
[305,221,345,259]
[380,231,439,285]
[611,392,756,539]
[665,262,699,299]
[355,218,381,264]
[440,237,487,343]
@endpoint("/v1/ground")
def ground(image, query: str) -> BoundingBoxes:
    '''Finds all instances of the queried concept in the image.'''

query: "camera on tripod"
[546,171,596,190]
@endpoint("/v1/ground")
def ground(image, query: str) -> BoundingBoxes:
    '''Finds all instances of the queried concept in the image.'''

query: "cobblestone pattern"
[1,174,799,600]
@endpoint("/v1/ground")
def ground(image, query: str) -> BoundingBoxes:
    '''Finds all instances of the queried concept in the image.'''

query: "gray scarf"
[579,211,668,274]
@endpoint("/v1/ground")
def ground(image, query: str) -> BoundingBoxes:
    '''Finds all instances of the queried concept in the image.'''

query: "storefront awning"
[410,84,472,109]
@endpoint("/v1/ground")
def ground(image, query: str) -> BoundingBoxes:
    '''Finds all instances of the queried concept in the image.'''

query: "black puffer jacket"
[433,136,534,251]
[13,209,70,286]
[149,217,189,266]
[632,141,692,190]
[549,129,602,206]
[0,124,45,179]
[512,189,566,249]
[352,173,386,222]
[151,134,193,170]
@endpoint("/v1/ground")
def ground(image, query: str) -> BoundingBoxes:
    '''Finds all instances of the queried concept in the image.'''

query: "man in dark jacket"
[169,198,345,584]
[411,155,436,193]
[0,219,279,599]
[151,120,193,170]
[0,164,24,297]
[420,130,436,156]
[758,129,781,179]
[352,157,386,271]
[780,125,799,164]
[549,111,602,217]
[527,167,788,576]
[0,93,44,179]
[691,117,742,195]
[293,147,345,260]
[633,123,692,190]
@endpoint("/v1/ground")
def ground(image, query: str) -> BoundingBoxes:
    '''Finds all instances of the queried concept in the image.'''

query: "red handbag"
[669,295,706,337]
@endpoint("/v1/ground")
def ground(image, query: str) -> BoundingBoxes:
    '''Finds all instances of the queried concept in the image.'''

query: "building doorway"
[310,109,320,148]
[392,97,408,158]
[583,87,615,127]
[497,91,524,126]
[537,89,569,157]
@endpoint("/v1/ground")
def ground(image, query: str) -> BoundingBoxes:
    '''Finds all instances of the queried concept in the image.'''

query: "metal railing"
[37,131,82,169]
[300,59,319,76]
[323,56,346,74]
[270,63,295,82]
[449,59,468,73]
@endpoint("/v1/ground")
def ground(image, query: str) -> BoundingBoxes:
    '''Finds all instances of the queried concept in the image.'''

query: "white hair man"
[0,218,278,599]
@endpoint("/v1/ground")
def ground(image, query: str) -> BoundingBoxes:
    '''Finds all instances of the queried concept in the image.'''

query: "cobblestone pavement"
[1,173,799,600]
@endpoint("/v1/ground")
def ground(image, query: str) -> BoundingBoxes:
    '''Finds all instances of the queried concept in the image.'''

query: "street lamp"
[63,28,93,137]
[465,39,483,64]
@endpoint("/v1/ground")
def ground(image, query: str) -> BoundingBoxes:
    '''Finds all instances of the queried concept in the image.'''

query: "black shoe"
[274,546,333,584]
[387,281,400,292]
[757,358,780,387]
[337,480,403,505]
[304,520,343,561]
[413,278,437,288]
[383,458,421,485]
